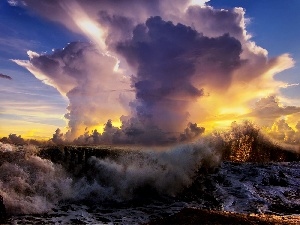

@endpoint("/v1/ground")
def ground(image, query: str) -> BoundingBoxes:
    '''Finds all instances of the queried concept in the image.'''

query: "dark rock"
[0,195,6,223]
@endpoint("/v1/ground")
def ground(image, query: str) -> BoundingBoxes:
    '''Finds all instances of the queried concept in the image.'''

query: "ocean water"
[0,141,299,224]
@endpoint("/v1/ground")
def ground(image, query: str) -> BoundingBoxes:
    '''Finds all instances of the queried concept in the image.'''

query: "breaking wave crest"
[73,139,221,202]
[0,139,220,214]
[0,143,72,214]
[1,122,299,216]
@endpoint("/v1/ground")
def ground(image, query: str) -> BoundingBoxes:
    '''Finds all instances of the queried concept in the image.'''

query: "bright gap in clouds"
[190,0,210,6]
[93,120,122,133]
[77,19,104,43]
[59,1,106,50]
[78,20,100,36]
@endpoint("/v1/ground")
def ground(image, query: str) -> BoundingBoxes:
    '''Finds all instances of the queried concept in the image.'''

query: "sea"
[0,140,299,224]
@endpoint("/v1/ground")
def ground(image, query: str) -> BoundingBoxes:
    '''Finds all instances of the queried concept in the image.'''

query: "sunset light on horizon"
[1,0,300,144]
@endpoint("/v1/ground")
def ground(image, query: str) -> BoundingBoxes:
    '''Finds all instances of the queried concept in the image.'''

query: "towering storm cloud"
[12,0,298,144]
[15,42,132,139]
[117,16,242,132]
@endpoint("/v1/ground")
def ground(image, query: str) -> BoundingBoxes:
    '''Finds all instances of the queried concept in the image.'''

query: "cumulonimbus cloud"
[11,0,298,144]
[14,42,132,139]
[116,16,242,133]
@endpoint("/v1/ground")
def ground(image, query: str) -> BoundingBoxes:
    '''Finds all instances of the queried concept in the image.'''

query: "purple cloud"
[117,16,242,133]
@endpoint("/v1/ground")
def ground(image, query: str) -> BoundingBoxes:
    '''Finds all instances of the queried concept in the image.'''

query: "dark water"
[1,142,299,224]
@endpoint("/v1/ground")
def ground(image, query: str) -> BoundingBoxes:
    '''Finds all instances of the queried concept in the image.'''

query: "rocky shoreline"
[148,208,300,225]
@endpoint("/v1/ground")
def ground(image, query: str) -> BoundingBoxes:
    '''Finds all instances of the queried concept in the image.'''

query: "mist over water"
[0,138,218,214]
[1,122,299,219]
[0,138,221,214]
[0,143,72,214]
[75,139,220,202]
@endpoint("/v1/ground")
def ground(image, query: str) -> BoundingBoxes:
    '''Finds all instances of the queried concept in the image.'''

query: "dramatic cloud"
[14,42,132,139]
[117,16,242,133]
[238,96,300,146]
[180,6,294,129]
[10,0,186,50]
[0,73,12,80]
[254,96,300,117]
[12,0,298,144]
[245,96,300,126]
[267,119,300,145]
[9,0,208,50]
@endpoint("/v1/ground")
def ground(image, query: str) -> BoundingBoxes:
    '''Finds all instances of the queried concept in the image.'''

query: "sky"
[0,0,300,144]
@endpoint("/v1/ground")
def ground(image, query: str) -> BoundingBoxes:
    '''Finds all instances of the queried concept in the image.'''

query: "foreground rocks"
[0,195,6,223]
[148,208,300,225]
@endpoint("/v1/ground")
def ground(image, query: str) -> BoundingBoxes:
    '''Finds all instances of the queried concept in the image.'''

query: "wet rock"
[262,173,289,187]
[0,195,6,222]
[70,218,87,224]
[147,208,300,225]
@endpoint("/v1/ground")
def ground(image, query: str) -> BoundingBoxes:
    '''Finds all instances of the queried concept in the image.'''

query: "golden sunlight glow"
[191,52,295,133]
[189,57,292,133]
[201,120,234,133]
[59,1,106,50]
[76,18,105,49]
[0,119,63,140]
[219,107,250,116]
[112,120,122,128]
[92,120,122,133]
[78,20,102,37]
